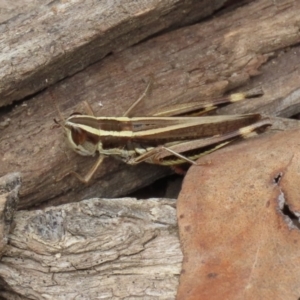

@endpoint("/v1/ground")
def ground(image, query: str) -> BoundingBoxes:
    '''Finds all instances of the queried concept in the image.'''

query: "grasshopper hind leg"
[123,75,153,117]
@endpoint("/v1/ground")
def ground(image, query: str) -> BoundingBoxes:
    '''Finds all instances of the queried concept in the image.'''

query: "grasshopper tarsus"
[69,171,91,184]
[55,172,70,183]
[56,171,90,184]
[55,155,105,184]
[71,155,105,184]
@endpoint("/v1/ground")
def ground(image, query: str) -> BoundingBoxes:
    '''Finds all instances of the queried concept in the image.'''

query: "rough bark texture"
[0,0,228,107]
[0,173,21,257]
[1,0,300,209]
[0,197,181,299]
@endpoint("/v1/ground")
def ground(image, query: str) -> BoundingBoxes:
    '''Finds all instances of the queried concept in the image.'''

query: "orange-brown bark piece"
[177,128,300,299]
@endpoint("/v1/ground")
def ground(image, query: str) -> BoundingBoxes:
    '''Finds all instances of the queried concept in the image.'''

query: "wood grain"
[0,173,21,257]
[0,0,228,107]
[0,197,181,299]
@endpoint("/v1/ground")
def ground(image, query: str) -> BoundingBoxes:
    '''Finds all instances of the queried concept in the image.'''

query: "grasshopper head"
[50,89,99,157]
[64,115,99,156]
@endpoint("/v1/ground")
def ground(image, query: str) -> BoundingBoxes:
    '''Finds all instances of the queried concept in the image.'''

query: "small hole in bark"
[207,273,218,278]
[273,173,282,184]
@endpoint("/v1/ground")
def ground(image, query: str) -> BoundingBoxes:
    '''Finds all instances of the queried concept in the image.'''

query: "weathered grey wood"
[0,173,21,257]
[0,0,229,107]
[1,0,300,209]
[218,46,300,117]
[0,197,181,299]
[0,292,29,300]
[0,0,50,23]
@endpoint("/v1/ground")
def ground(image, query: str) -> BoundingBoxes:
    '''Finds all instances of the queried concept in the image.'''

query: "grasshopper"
[53,83,271,183]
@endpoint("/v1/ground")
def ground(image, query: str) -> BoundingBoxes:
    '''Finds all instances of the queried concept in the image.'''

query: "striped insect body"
[53,86,271,183]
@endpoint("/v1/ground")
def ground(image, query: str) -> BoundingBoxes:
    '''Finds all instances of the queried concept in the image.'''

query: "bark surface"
[0,197,181,299]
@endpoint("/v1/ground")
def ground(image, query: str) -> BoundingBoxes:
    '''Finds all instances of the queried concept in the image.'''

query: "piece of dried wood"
[218,46,300,117]
[1,0,300,209]
[0,0,228,107]
[0,197,181,299]
[177,127,300,299]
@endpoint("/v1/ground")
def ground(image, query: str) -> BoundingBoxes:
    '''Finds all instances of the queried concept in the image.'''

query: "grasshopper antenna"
[49,88,65,126]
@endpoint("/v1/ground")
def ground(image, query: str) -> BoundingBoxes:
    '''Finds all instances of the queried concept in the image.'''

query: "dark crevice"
[128,174,182,199]
[214,0,255,16]
[134,1,254,47]
[280,201,300,229]
[0,84,48,115]
[282,203,298,221]
[275,172,300,229]
[273,173,282,184]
